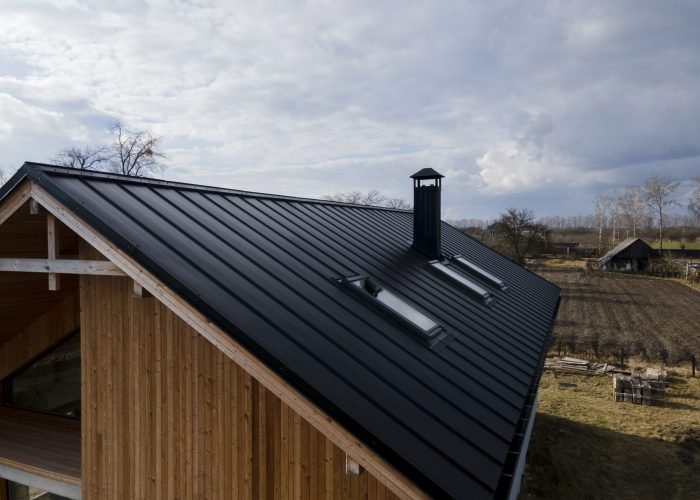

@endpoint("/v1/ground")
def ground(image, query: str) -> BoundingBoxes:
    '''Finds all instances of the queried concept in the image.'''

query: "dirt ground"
[536,268,700,364]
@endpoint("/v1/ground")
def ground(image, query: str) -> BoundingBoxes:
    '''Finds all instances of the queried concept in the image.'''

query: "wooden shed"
[0,164,560,500]
[597,238,656,272]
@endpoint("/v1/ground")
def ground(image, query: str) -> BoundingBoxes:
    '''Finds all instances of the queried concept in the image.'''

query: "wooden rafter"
[47,213,60,290]
[0,259,125,276]
[133,280,152,299]
[345,455,362,476]
[29,198,40,215]
[0,181,32,227]
[28,182,428,500]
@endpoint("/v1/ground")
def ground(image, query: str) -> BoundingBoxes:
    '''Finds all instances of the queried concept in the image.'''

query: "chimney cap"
[410,168,444,180]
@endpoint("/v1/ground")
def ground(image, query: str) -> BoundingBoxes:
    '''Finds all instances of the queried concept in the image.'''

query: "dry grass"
[521,371,700,500]
[531,258,588,269]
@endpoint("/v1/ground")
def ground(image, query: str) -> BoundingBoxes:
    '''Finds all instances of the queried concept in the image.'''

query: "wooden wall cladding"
[81,274,400,500]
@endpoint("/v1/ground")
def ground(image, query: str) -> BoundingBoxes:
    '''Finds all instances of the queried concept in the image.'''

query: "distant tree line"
[452,175,699,258]
[323,190,412,209]
[590,176,700,253]
[53,121,167,177]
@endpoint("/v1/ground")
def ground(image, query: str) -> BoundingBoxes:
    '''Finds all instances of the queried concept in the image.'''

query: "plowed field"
[537,268,700,364]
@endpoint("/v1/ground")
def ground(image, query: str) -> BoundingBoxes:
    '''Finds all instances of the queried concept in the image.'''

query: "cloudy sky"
[1,0,699,219]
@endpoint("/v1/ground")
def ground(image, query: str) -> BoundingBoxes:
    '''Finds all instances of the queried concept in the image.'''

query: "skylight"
[430,261,493,303]
[350,277,437,331]
[341,276,449,347]
[451,255,507,290]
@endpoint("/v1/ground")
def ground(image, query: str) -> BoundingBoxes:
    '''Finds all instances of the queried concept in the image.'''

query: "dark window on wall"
[6,480,72,500]
[3,332,81,418]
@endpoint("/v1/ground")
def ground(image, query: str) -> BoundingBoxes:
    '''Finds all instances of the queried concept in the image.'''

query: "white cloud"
[0,0,698,218]
[476,141,572,194]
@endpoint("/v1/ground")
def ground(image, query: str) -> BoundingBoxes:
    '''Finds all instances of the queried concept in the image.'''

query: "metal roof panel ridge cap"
[22,162,412,212]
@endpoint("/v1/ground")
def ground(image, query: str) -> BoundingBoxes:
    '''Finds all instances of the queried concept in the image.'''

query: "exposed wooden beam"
[345,455,361,476]
[0,181,32,227]
[29,199,40,215]
[47,213,60,291]
[133,280,152,299]
[0,259,126,276]
[29,183,428,500]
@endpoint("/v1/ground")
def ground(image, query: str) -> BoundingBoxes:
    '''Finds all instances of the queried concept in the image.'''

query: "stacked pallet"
[612,372,667,405]
[544,356,616,375]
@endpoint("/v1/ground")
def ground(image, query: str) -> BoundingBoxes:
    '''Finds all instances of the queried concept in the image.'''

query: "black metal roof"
[2,163,560,499]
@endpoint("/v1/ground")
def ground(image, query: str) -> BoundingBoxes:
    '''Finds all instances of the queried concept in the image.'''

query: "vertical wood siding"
[81,274,400,500]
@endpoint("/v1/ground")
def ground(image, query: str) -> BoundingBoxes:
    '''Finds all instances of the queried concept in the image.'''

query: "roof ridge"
[22,162,412,213]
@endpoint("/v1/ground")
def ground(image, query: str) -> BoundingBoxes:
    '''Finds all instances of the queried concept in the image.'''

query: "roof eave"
[0,164,32,203]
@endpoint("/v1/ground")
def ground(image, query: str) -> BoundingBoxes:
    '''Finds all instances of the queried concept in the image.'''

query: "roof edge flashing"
[0,164,30,203]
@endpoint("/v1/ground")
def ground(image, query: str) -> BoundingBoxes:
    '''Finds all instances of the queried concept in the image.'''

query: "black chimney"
[411,168,444,259]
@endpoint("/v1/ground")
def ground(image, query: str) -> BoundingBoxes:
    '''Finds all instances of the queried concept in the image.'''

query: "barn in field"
[0,163,560,500]
[597,238,656,272]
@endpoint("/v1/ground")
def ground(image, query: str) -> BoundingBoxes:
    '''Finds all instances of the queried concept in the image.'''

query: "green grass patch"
[521,372,700,499]
[649,241,700,250]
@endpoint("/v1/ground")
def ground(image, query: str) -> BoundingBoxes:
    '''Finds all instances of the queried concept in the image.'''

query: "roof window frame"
[429,260,495,305]
[338,275,450,348]
[450,254,507,291]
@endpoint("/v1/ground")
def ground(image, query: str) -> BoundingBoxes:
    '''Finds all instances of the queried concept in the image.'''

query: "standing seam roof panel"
[56,176,505,490]
[18,164,561,499]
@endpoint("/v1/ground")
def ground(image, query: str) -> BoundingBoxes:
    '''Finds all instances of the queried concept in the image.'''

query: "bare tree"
[617,186,646,238]
[689,177,700,225]
[385,198,412,210]
[52,121,167,177]
[360,190,387,206]
[643,175,680,252]
[53,145,110,170]
[493,207,549,264]
[0,168,8,186]
[323,190,412,209]
[323,190,388,206]
[323,191,363,204]
[109,122,166,177]
[594,193,612,254]
[609,190,622,246]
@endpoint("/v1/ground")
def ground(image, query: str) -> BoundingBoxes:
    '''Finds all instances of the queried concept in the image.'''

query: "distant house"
[598,238,656,272]
[0,163,560,500]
